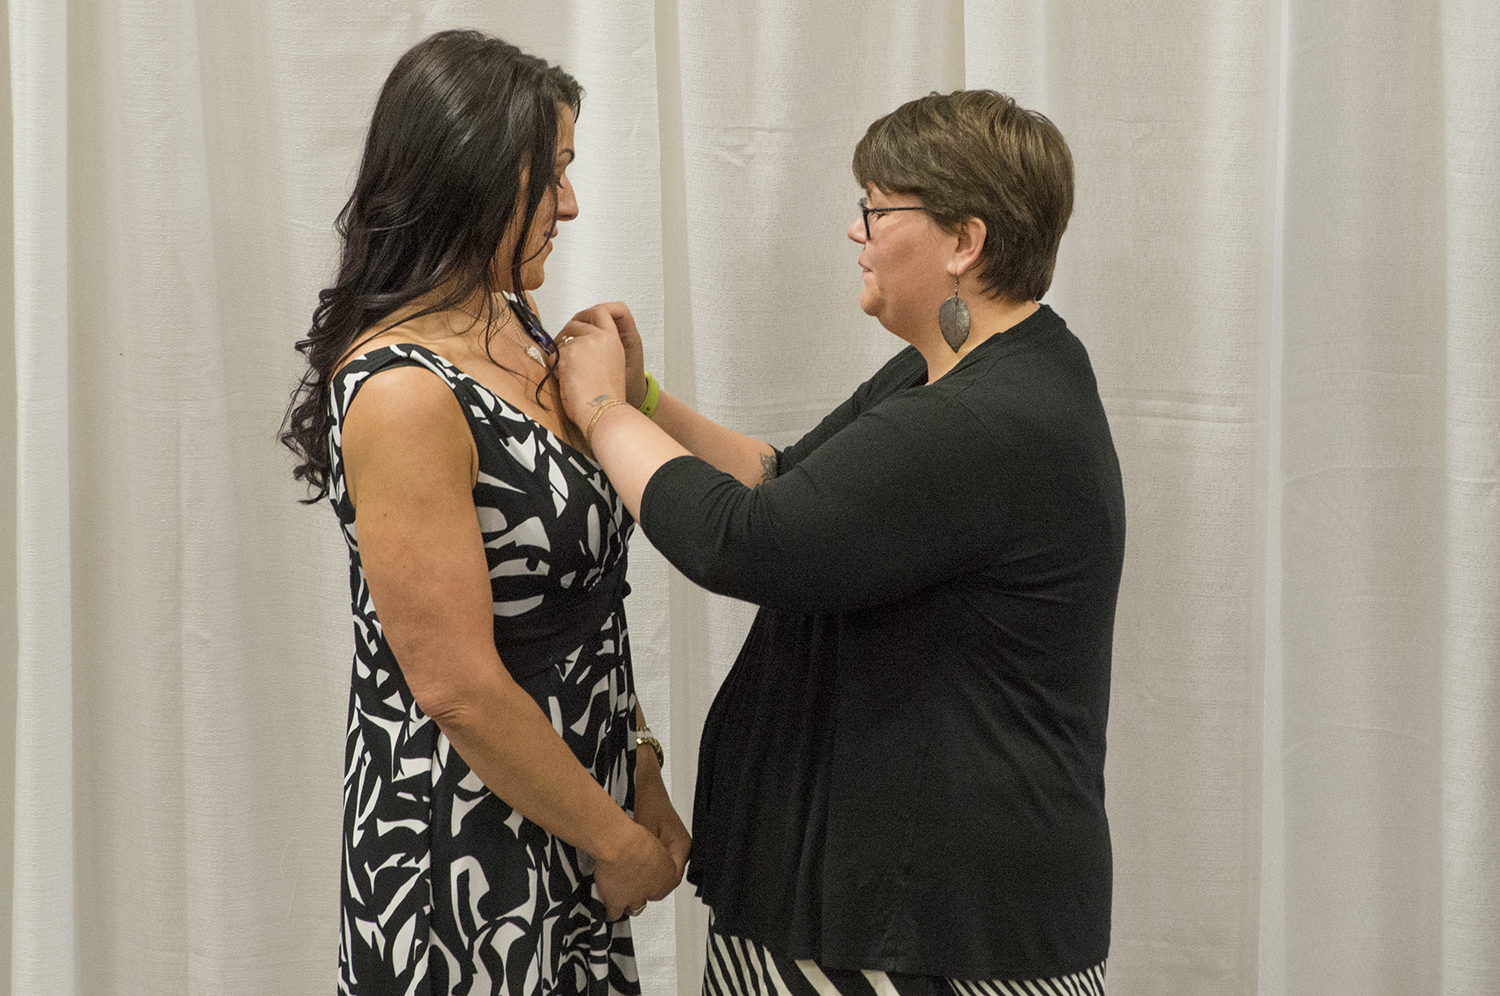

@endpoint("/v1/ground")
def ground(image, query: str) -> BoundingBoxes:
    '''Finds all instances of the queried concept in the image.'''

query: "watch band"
[635,728,664,767]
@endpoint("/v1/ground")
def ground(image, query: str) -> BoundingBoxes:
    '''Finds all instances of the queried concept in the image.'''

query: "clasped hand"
[593,749,691,920]
[592,821,684,922]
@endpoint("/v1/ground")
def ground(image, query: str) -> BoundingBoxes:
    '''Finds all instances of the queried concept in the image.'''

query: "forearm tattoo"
[759,451,778,485]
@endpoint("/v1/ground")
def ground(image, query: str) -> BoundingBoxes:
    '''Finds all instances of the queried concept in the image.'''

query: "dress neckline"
[343,341,598,466]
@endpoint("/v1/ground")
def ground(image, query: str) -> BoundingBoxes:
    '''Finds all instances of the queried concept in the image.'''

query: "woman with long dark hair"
[282,30,687,996]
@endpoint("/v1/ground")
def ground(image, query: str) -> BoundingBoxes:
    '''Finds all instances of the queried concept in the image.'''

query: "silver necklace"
[460,302,548,367]
[498,292,554,368]
[505,329,547,368]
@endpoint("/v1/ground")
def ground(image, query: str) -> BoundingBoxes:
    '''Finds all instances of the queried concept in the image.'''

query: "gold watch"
[635,728,664,767]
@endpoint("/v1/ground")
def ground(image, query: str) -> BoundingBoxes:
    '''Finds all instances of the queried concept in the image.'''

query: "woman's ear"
[950,217,987,279]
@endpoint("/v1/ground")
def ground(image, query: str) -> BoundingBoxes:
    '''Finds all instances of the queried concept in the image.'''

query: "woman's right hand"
[593,820,683,921]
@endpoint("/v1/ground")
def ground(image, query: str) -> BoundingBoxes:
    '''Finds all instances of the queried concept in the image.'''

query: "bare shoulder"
[335,310,468,432]
[345,362,460,427]
[341,364,477,506]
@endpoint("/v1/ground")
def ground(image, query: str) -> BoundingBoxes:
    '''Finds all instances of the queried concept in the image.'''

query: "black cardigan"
[640,306,1125,979]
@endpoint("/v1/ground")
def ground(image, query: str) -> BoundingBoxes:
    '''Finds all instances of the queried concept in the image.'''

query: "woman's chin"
[858,294,904,336]
[520,243,552,290]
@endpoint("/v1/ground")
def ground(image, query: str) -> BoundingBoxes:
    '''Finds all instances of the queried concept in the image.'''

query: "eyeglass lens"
[858,197,924,240]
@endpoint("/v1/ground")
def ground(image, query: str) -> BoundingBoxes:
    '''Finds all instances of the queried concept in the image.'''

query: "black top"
[640,306,1125,980]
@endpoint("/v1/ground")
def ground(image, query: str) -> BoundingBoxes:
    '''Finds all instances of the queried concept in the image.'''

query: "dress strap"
[332,343,460,422]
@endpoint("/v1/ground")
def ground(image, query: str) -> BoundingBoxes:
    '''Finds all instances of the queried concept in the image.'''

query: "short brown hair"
[852,90,1073,303]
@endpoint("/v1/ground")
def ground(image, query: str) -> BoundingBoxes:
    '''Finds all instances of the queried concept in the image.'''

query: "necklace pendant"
[524,344,545,366]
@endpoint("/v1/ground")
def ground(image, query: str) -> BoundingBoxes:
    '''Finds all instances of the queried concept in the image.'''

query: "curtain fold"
[7,2,1498,994]
[11,0,77,992]
[1278,0,1449,987]
[1438,6,1500,994]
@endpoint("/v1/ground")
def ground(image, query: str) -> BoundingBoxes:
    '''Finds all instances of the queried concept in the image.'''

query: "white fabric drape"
[6,1,1497,994]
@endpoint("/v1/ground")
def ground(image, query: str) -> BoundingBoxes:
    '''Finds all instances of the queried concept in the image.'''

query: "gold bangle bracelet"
[585,398,630,446]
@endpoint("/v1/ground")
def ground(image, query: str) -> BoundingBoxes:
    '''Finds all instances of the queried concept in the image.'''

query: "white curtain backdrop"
[6,0,1498,994]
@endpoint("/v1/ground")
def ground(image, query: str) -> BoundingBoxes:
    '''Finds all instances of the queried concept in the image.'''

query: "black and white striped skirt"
[702,918,1105,996]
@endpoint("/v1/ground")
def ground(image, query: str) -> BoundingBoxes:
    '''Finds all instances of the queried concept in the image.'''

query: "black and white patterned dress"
[330,343,641,996]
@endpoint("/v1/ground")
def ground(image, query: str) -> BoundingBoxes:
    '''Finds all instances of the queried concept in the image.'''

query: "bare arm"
[650,388,778,487]
[632,704,691,880]
[592,301,776,488]
[342,365,679,918]
[557,317,692,520]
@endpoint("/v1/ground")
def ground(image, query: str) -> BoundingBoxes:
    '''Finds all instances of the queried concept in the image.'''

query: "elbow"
[674,542,734,592]
[410,681,475,731]
[409,677,526,746]
[672,542,821,611]
[395,651,509,735]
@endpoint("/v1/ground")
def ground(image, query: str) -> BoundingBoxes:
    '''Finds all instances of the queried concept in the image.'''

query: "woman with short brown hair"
[852,89,1074,304]
[559,89,1122,995]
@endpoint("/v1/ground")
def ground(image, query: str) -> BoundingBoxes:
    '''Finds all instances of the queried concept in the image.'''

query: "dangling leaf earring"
[939,274,970,352]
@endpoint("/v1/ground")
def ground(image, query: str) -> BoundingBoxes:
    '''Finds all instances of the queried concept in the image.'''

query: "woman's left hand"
[557,306,629,429]
[633,746,691,881]
[592,301,649,408]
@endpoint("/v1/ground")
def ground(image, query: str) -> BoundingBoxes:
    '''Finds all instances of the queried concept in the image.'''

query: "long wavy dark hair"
[281,29,582,502]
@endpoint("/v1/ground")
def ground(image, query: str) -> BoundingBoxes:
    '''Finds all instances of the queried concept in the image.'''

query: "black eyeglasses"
[858,196,926,240]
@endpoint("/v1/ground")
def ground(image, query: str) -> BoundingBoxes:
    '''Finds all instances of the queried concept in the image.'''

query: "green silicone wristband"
[639,371,661,420]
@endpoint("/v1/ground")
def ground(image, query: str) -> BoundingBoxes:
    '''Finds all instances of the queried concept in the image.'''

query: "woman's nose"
[557,176,579,222]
